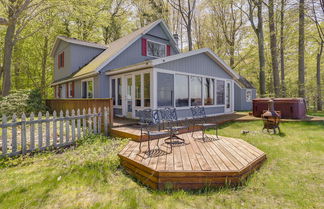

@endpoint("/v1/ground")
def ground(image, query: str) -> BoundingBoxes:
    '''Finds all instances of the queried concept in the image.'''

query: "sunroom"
[107,63,234,119]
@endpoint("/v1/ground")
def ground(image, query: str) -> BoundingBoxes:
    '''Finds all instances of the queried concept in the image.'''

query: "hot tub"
[253,98,306,119]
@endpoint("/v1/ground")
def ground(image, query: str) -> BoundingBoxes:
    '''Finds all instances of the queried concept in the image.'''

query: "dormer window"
[147,40,166,58]
[58,52,64,68]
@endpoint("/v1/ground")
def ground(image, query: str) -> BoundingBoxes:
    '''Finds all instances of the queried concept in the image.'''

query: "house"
[50,19,256,119]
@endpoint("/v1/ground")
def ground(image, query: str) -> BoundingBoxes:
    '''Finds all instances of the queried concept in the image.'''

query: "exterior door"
[225,81,232,113]
[125,75,133,118]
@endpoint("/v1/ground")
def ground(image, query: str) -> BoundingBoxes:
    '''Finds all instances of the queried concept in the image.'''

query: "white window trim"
[68,82,73,98]
[110,77,123,108]
[146,39,167,58]
[81,78,94,99]
[110,69,152,117]
[154,68,231,110]
[246,89,253,102]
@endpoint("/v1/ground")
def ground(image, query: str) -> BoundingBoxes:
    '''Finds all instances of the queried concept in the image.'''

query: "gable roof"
[70,19,179,80]
[50,36,107,56]
[106,48,255,89]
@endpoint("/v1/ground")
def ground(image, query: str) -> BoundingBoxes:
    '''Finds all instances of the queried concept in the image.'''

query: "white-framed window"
[216,80,225,105]
[135,74,141,107]
[110,77,123,106]
[68,82,73,98]
[190,76,202,106]
[157,72,174,107]
[81,79,93,98]
[204,78,215,105]
[175,74,189,107]
[155,69,229,109]
[147,40,166,58]
[110,71,151,109]
[143,73,151,107]
[246,89,252,102]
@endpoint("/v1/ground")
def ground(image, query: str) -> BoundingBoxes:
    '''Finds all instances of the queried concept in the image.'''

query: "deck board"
[118,133,266,190]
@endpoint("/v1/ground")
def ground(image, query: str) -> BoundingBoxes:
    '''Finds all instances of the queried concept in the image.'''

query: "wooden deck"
[118,133,266,190]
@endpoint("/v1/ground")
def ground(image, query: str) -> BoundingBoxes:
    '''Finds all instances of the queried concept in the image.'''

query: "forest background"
[0,0,323,111]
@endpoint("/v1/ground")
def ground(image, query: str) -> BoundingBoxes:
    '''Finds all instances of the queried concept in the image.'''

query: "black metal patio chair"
[159,108,189,147]
[190,106,219,141]
[138,109,170,158]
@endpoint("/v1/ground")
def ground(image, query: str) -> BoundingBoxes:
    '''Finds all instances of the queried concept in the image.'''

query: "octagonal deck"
[118,133,266,190]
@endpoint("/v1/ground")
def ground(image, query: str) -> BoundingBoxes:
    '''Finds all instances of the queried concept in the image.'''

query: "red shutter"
[66,83,69,98]
[142,38,147,56]
[62,52,64,67]
[71,81,75,97]
[167,45,171,56]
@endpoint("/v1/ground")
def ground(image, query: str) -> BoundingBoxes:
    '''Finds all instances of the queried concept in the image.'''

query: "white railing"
[0,107,110,157]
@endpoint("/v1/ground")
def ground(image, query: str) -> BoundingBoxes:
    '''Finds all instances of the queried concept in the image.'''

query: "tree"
[243,0,266,97]
[0,17,8,25]
[279,0,286,97]
[167,0,197,51]
[0,0,51,96]
[102,0,124,44]
[209,0,244,68]
[268,0,280,97]
[310,0,324,110]
[298,0,305,98]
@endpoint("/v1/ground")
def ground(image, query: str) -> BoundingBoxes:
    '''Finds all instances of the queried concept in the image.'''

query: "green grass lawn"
[308,111,324,117]
[0,121,323,209]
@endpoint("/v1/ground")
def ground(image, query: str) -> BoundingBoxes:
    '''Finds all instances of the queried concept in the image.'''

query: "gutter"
[51,72,97,86]
[105,61,153,76]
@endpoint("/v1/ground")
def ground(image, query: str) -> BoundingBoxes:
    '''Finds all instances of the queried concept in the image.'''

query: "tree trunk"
[41,35,49,97]
[280,0,286,97]
[316,42,323,111]
[229,33,235,68]
[2,22,16,96]
[269,0,280,97]
[187,20,193,51]
[298,0,305,98]
[257,1,266,97]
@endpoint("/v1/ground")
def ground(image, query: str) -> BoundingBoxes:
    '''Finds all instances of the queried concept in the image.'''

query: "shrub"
[26,88,47,114]
[0,89,47,118]
[0,90,30,117]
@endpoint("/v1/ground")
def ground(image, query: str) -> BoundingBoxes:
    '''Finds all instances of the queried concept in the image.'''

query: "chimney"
[173,34,179,47]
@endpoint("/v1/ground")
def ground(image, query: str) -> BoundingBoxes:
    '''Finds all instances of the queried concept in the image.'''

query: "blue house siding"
[234,82,256,111]
[54,43,104,82]
[99,23,178,74]
[155,53,232,79]
[70,45,104,74]
[54,42,71,81]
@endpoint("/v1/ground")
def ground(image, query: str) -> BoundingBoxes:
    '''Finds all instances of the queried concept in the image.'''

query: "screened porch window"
[204,78,215,105]
[157,72,174,107]
[175,74,189,107]
[135,75,141,107]
[216,80,225,105]
[190,76,202,106]
[144,73,150,107]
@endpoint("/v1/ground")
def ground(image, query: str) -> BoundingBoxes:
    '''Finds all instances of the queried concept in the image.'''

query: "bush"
[26,89,47,114]
[0,90,30,117]
[0,89,47,118]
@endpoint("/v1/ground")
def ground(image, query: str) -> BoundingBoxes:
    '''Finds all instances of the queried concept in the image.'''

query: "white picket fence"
[0,107,110,157]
